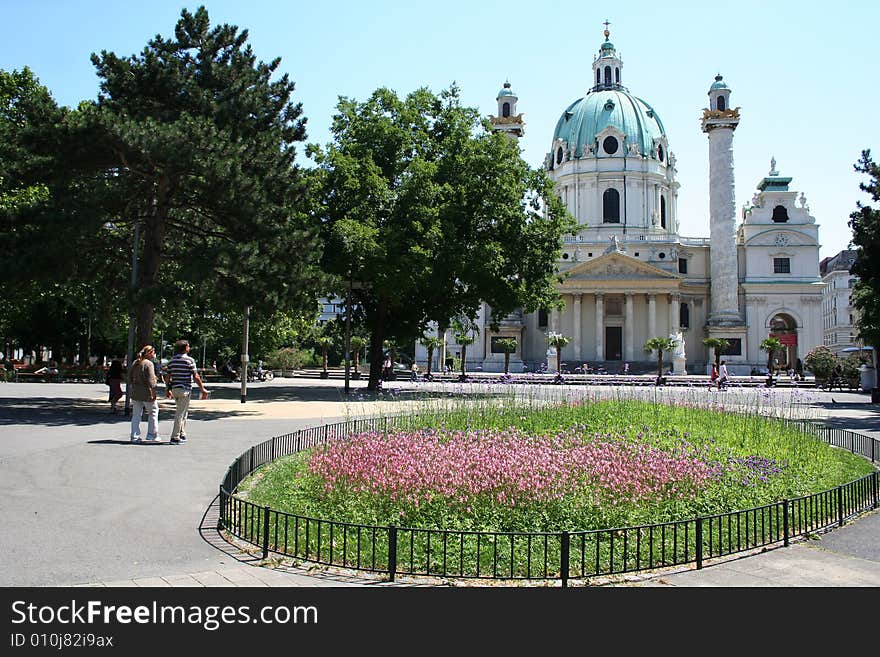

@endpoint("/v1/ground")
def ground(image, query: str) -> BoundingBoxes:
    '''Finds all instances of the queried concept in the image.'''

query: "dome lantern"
[592,21,624,92]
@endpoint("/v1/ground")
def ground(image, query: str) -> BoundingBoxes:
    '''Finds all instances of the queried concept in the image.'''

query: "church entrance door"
[605,327,622,361]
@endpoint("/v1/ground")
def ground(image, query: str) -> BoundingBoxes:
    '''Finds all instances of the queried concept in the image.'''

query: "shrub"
[803,345,838,382]
[265,346,316,370]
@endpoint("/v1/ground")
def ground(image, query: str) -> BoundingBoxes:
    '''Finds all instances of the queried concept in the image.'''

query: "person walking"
[163,339,208,445]
[106,358,125,413]
[128,345,160,443]
[717,360,729,391]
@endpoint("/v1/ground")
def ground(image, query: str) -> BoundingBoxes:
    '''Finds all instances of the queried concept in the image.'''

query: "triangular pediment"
[562,251,681,281]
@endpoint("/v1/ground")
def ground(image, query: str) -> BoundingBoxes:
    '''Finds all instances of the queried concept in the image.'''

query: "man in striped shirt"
[163,339,209,445]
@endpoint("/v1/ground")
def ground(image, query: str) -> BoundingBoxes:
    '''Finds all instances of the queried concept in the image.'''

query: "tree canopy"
[849,149,880,347]
[310,84,574,389]
[1,6,325,359]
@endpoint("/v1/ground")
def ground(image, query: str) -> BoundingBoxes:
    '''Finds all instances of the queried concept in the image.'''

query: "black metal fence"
[219,413,880,586]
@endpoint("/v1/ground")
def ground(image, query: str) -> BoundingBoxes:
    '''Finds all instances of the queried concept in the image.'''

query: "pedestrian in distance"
[710,362,718,387]
[106,357,125,413]
[128,345,160,443]
[163,339,209,445]
[717,360,729,391]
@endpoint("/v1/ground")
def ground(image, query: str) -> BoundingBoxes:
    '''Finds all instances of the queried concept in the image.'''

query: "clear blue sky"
[3,0,877,259]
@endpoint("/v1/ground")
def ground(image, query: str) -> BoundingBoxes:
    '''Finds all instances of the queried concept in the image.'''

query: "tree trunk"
[136,179,170,347]
[322,348,328,374]
[657,350,664,379]
[367,305,386,391]
[504,351,510,375]
[353,351,360,374]
[426,347,434,376]
[556,350,561,374]
[460,344,467,379]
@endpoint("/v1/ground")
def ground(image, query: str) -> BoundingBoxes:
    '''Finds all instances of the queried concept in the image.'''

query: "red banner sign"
[770,333,797,346]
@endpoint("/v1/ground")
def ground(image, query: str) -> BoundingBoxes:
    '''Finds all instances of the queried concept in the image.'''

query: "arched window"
[604,66,611,86]
[556,147,564,165]
[502,102,510,118]
[717,96,726,111]
[679,303,690,329]
[615,67,620,84]
[660,196,667,229]
[603,188,620,223]
[596,69,601,85]
[772,205,789,222]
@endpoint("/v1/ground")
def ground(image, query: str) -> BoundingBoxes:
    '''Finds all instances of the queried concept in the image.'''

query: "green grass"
[227,392,876,580]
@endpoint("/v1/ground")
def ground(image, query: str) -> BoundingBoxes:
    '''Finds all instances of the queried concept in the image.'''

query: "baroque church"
[416,28,824,375]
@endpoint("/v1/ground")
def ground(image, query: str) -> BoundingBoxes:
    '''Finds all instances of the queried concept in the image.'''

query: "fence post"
[782,499,789,547]
[388,526,398,582]
[249,446,255,473]
[262,506,270,560]
[217,486,225,530]
[837,487,844,527]
[695,517,703,570]
[873,472,878,510]
[271,436,276,462]
[560,531,570,588]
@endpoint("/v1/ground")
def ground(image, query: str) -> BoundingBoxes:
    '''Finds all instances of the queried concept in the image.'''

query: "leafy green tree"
[316,336,334,378]
[495,337,519,376]
[419,335,443,377]
[9,7,324,351]
[803,345,838,387]
[759,337,784,376]
[702,337,730,370]
[348,335,366,376]
[546,332,570,375]
[453,321,478,381]
[644,336,677,382]
[310,84,574,390]
[849,149,880,348]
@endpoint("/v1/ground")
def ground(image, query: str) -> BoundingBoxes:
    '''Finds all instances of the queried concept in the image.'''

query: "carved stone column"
[624,292,634,361]
[670,293,680,333]
[595,293,604,361]
[572,293,582,360]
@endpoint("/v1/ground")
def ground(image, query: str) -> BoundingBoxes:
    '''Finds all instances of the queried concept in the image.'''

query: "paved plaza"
[0,377,878,587]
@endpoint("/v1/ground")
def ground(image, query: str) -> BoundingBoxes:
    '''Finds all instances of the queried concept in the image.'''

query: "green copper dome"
[709,74,728,91]
[497,81,515,97]
[551,89,666,159]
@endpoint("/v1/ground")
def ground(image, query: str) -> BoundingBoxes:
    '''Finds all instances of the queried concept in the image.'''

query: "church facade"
[416,29,824,375]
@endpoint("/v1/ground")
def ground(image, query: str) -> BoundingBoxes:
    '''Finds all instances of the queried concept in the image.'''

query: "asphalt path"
[0,377,878,587]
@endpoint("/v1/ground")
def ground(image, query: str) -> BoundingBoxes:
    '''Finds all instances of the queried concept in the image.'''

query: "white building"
[820,249,859,354]
[416,28,825,375]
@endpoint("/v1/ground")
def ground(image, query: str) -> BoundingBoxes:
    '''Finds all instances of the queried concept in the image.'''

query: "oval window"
[657,145,664,162]
[556,147,564,164]
[603,136,619,155]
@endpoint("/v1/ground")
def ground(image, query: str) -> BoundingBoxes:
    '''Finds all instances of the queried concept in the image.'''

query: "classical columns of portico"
[647,294,656,340]
[624,292,634,361]
[595,293,604,361]
[572,294,582,359]
[669,293,680,333]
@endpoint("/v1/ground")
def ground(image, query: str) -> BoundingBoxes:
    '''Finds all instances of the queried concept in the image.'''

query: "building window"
[657,145,664,162]
[502,102,510,118]
[538,308,548,328]
[680,303,690,328]
[678,258,688,274]
[717,96,726,111]
[773,257,791,274]
[660,196,667,228]
[602,136,619,155]
[848,278,856,288]
[615,67,620,83]
[772,205,789,222]
[604,66,611,86]
[596,69,601,85]
[603,188,620,223]
[556,147,564,164]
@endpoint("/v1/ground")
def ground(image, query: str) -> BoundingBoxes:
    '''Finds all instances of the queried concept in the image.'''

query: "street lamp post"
[240,305,249,403]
